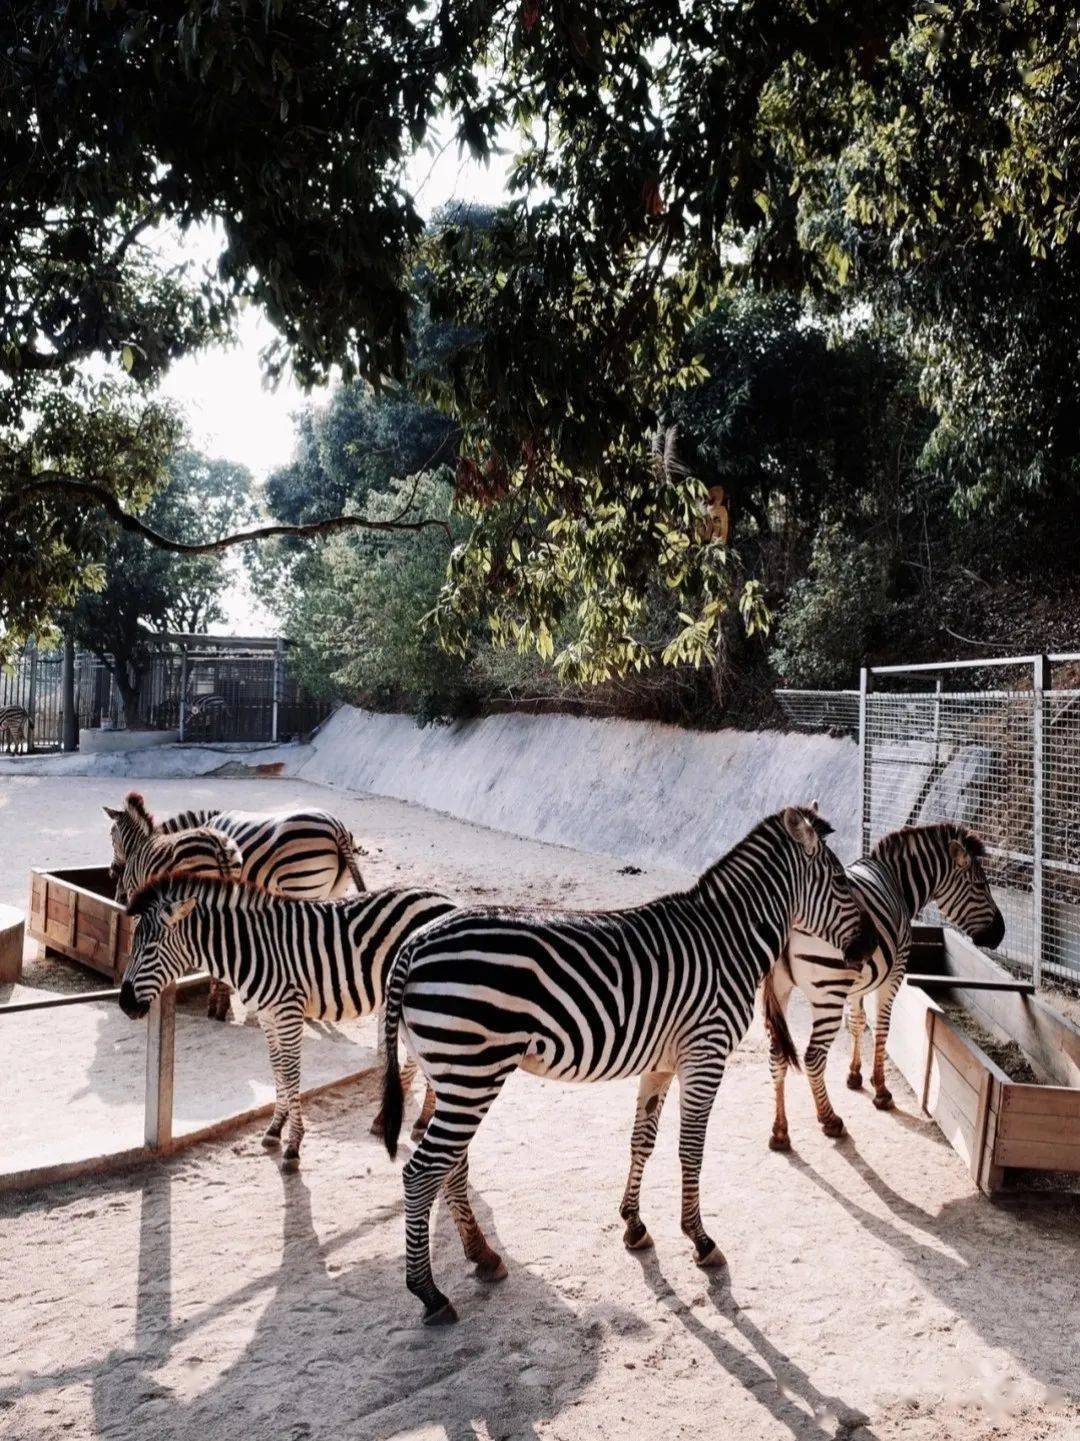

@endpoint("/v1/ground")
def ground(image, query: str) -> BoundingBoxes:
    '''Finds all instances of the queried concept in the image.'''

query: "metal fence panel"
[774,689,860,738]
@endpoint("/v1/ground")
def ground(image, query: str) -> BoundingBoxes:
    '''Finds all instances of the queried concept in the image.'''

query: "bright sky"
[158,135,515,632]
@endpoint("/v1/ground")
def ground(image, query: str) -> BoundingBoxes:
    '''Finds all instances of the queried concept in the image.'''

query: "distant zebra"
[185,693,230,732]
[0,705,32,753]
[119,877,457,1167]
[380,805,875,1324]
[106,791,367,1022]
[763,822,1004,1149]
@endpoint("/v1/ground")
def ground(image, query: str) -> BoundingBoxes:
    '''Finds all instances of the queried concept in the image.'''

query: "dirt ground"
[2,775,1080,1441]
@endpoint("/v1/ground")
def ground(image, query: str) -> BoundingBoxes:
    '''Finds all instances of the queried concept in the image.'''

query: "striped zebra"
[0,704,32,753]
[380,805,875,1324]
[115,825,245,901]
[119,876,456,1167]
[764,822,1004,1149]
[106,791,367,1022]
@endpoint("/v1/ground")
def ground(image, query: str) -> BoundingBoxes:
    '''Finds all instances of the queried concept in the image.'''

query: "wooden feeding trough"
[27,867,133,983]
[888,925,1080,1195]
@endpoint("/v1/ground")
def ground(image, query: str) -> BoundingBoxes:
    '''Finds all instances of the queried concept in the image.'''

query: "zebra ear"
[103,805,122,821]
[949,839,973,871]
[164,897,198,927]
[782,807,820,856]
[808,798,820,814]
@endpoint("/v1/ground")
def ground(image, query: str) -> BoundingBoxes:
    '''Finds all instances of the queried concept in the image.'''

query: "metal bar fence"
[779,657,1080,988]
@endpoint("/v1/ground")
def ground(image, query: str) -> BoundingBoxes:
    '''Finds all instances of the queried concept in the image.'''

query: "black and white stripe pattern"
[115,826,244,901]
[764,822,1004,1148]
[106,791,365,903]
[379,805,874,1324]
[0,704,32,753]
[119,877,456,1168]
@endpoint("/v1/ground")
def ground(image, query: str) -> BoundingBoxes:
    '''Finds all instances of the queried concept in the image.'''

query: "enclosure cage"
[778,653,1080,989]
[0,635,332,749]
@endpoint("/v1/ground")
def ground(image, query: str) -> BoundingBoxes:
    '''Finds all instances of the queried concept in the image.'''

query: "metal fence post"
[26,642,38,751]
[145,985,176,1150]
[271,637,283,743]
[178,646,188,743]
[1032,654,1049,989]
[61,631,77,752]
[858,666,873,854]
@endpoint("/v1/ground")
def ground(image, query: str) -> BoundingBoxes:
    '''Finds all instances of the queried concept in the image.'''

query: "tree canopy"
[4,1,1080,675]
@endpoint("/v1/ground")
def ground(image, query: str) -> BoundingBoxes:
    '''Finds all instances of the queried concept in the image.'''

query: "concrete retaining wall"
[295,707,861,871]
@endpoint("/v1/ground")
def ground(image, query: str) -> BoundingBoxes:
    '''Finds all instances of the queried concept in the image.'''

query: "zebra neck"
[694,849,792,980]
[880,844,945,919]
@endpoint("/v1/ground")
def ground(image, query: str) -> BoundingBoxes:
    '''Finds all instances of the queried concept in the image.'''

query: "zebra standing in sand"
[0,704,32,753]
[107,791,368,1020]
[119,876,457,1167]
[763,821,1004,1150]
[380,805,875,1324]
[114,825,245,901]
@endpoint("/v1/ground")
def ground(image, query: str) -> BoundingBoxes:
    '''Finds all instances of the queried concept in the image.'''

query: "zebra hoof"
[821,1115,845,1139]
[623,1220,654,1251]
[695,1244,726,1270]
[423,1300,459,1326]
[846,1071,864,1091]
[475,1254,508,1282]
[281,1149,301,1173]
[261,1132,281,1149]
[369,1111,386,1137]
[873,1090,894,1111]
[768,1131,791,1152]
[410,1121,430,1143]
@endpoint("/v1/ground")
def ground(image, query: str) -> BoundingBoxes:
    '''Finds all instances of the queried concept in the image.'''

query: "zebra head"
[781,805,875,964]
[932,826,1005,949]
[118,885,200,1020]
[104,791,156,885]
[115,825,243,906]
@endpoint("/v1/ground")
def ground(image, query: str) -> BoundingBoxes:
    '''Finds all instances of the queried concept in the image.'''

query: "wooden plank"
[144,986,176,1150]
[943,930,1080,1088]
[925,1052,978,1170]
[931,1017,989,1092]
[979,1082,1006,1195]
[997,1110,1080,1145]
[996,1137,1080,1171]
[999,1084,1080,1118]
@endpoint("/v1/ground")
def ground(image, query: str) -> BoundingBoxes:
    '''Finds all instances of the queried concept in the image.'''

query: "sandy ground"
[2,776,1079,1440]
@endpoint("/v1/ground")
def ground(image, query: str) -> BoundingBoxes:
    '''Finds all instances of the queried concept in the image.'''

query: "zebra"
[106,791,367,1021]
[119,876,457,1168]
[115,825,245,902]
[185,693,231,733]
[379,804,875,1324]
[0,704,32,753]
[763,821,1004,1150]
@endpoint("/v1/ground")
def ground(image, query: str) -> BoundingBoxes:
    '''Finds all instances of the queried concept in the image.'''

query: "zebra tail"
[380,946,411,1160]
[762,968,801,1072]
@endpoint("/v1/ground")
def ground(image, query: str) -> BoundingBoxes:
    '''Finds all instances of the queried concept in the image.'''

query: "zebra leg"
[870,971,904,1110]
[260,1017,289,1149]
[411,1083,437,1143]
[275,1007,306,1171]
[675,1053,727,1268]
[442,1153,507,1281]
[847,995,867,1090]
[766,963,796,1152]
[619,1070,674,1250]
[403,1079,511,1325]
[804,996,849,1139]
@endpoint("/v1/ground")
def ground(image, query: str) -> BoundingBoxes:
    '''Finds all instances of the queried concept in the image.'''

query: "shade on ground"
[0,997,377,1183]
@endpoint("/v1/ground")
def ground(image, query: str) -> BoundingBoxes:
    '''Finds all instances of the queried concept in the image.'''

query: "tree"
[73,449,255,722]
[6,2,1080,678]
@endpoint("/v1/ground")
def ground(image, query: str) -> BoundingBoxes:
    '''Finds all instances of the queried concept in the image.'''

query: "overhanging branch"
[5,473,452,550]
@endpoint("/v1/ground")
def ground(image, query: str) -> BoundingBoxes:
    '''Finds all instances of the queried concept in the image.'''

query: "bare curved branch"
[4,473,452,551]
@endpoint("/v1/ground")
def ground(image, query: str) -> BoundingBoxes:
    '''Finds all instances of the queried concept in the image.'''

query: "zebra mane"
[125,871,264,917]
[125,791,155,833]
[871,822,986,861]
[695,806,833,891]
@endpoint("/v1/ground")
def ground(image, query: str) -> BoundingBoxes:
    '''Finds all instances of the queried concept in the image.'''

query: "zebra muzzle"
[118,981,150,1020]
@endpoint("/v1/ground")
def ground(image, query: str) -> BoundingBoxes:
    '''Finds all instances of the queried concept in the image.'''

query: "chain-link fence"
[778,657,1080,988]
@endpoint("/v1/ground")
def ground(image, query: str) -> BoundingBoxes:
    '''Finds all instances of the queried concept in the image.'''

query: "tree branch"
[4,474,452,550]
